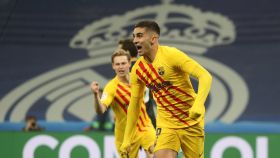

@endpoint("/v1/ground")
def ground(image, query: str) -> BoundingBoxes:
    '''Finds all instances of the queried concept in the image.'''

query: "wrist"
[92,91,99,96]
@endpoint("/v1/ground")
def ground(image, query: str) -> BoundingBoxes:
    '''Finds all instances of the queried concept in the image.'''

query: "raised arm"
[90,81,107,114]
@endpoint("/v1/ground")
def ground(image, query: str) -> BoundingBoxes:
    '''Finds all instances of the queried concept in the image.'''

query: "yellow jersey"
[129,45,212,129]
[101,76,153,144]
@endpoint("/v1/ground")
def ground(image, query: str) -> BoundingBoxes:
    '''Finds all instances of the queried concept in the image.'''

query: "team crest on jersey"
[158,67,165,76]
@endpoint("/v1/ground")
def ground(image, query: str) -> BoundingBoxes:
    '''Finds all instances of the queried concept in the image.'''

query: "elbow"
[96,110,103,115]
[207,72,212,84]
[207,73,212,88]
[201,71,212,86]
[94,103,106,115]
[95,108,105,115]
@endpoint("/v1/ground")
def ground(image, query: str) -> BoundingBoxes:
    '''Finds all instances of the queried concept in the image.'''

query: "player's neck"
[144,45,158,63]
[131,57,137,62]
[117,73,130,84]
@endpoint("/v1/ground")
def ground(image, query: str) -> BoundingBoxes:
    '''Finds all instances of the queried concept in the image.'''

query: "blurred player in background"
[118,39,138,67]
[90,49,155,158]
[22,115,44,132]
[121,20,212,158]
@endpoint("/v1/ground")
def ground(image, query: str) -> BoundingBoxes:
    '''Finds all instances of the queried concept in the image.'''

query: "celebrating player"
[120,20,212,158]
[91,49,155,158]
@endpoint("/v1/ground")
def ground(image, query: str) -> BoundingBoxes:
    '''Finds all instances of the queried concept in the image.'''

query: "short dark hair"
[134,20,160,36]
[118,39,138,58]
[111,49,131,63]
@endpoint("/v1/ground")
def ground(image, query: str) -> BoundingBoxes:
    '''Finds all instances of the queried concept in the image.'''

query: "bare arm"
[90,81,107,114]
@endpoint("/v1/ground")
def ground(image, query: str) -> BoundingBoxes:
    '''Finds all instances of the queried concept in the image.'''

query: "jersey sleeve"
[172,48,212,108]
[122,65,146,145]
[100,81,115,107]
[130,66,146,97]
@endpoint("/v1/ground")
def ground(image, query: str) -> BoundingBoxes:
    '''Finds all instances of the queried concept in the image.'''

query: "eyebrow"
[133,32,143,36]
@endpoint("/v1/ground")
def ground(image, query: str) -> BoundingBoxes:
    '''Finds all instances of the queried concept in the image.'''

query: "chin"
[138,52,144,56]
[118,73,125,77]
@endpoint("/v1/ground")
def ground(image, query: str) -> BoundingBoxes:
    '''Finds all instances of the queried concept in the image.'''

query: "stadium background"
[0,0,280,157]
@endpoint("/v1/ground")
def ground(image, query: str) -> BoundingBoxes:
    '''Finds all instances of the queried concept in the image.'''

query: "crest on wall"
[0,0,249,124]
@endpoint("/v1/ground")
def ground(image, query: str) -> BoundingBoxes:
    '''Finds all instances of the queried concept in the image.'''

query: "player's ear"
[151,34,158,44]
[112,63,115,69]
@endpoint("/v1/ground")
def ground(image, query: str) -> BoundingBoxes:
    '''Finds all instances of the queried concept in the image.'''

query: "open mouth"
[136,45,142,51]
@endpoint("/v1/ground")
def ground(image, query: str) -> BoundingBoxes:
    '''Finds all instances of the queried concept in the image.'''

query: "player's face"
[112,55,130,77]
[133,27,154,56]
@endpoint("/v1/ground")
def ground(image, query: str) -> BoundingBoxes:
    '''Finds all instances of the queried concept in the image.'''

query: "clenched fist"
[90,81,99,94]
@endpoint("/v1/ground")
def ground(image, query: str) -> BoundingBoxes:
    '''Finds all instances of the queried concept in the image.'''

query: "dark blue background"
[1,0,280,124]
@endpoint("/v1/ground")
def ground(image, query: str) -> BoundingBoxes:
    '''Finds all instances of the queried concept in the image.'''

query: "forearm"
[123,96,142,143]
[193,70,212,107]
[93,93,106,114]
[122,82,145,145]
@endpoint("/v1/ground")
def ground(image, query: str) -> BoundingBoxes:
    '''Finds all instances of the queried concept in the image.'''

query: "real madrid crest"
[0,0,249,125]
[158,66,165,76]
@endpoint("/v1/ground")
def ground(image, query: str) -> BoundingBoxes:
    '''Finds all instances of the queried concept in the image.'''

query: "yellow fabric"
[154,121,204,158]
[122,45,211,148]
[101,76,155,155]
[116,125,156,158]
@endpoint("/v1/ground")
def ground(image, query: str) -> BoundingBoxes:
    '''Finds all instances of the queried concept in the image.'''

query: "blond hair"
[111,49,131,63]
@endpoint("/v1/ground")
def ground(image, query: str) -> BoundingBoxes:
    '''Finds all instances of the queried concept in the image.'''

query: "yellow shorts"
[116,125,156,158]
[154,122,204,158]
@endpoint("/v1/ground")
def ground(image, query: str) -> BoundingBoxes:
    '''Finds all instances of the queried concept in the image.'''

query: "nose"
[133,37,138,44]
[119,64,125,69]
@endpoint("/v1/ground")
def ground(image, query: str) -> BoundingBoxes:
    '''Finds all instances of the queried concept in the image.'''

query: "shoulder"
[159,45,186,56]
[131,57,144,71]
[159,45,190,60]
[104,77,118,91]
